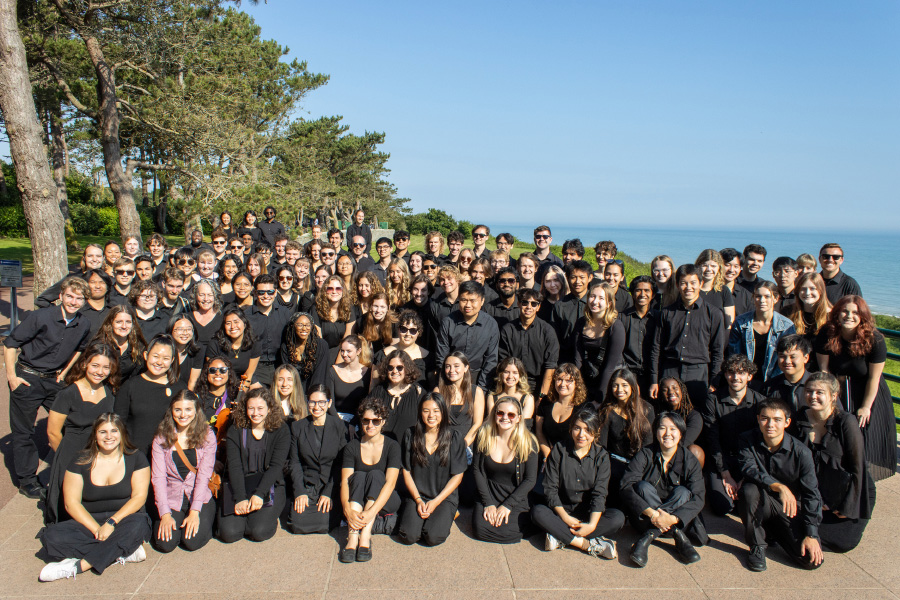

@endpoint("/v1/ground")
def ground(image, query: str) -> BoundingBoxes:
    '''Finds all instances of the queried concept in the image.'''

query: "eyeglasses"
[295,322,312,329]
[230,246,244,251]
[521,300,541,307]
[256,289,276,296]
[496,410,519,420]
[498,278,517,284]
[308,399,329,407]
[116,270,135,276]
[820,254,843,261]
[387,365,404,372]
[398,326,418,335]
[212,240,227,245]
[172,327,193,334]
[473,233,488,238]
[325,286,343,293]
[177,259,196,265]
[361,417,383,426]
[423,265,437,270]
[138,293,157,300]
[208,367,229,374]
[395,237,409,242]
[278,276,294,281]
[534,234,550,240]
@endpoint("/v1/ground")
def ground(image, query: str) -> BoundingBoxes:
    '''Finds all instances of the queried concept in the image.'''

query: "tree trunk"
[140,148,149,206]
[49,100,70,221]
[83,35,142,245]
[0,0,68,295]
[156,178,168,233]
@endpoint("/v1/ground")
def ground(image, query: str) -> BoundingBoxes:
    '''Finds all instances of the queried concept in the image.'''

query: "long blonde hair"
[695,249,725,292]
[789,272,831,335]
[584,282,618,329]
[475,397,537,463]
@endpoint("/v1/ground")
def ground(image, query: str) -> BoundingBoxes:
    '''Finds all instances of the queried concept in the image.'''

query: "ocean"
[492,224,900,316]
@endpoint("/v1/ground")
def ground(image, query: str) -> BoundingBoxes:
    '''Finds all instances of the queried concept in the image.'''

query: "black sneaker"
[747,545,767,572]
[19,482,45,500]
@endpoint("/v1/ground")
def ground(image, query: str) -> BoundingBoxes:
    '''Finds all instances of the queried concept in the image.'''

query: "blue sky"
[239,1,899,230]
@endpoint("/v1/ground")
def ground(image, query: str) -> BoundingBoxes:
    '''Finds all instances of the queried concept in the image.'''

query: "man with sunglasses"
[533,225,564,282]
[392,230,411,264]
[372,237,393,286]
[210,228,230,261]
[472,225,490,259]
[485,267,520,329]
[229,239,247,264]
[109,257,136,306]
[349,235,375,274]
[818,243,861,304]
[243,274,291,386]
[346,208,372,255]
[421,256,440,286]
[498,288,559,397]
[320,243,338,274]
[259,205,286,248]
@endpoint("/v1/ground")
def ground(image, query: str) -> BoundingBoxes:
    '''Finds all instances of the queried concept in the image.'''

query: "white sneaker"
[545,533,564,552]
[39,558,79,582]
[588,536,617,560]
[119,545,146,564]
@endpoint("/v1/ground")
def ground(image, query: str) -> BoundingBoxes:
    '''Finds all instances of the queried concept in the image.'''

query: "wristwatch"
[105,517,117,527]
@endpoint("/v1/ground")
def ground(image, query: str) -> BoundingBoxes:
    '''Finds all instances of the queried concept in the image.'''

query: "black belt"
[259,360,276,366]
[18,364,61,379]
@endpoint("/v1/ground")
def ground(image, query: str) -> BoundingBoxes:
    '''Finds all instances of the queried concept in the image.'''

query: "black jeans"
[706,470,737,516]
[627,481,692,532]
[9,368,63,486]
[42,511,150,574]
[217,485,286,543]
[530,502,625,544]
[152,497,216,552]
[347,470,401,515]
[398,497,457,546]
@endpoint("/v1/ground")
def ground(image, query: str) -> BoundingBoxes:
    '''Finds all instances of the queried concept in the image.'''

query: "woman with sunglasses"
[373,309,431,389]
[206,306,261,385]
[215,255,241,296]
[472,396,539,544]
[351,292,396,357]
[326,335,372,423]
[312,274,359,349]
[288,385,349,534]
[197,357,240,438]
[171,249,197,292]
[167,315,204,390]
[457,248,476,279]
[237,210,261,246]
[150,390,217,553]
[532,405,625,559]
[574,282,625,405]
[274,265,300,312]
[487,357,535,432]
[398,392,466,546]
[228,239,248,264]
[536,364,588,460]
[93,305,146,381]
[339,397,401,562]
[187,279,223,349]
[371,350,425,441]
[435,352,485,449]
[129,280,168,343]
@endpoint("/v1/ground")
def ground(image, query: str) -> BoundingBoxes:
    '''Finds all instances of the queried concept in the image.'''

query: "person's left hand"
[96,522,115,541]
[248,495,264,512]
[571,523,595,538]
[182,510,201,539]
[317,496,332,513]
[856,406,872,428]
[800,537,824,566]
[494,505,511,527]
[234,500,250,515]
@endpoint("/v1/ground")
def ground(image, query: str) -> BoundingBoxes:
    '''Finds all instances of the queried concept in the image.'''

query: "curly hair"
[723,353,757,376]
[155,390,211,449]
[354,271,384,310]
[196,356,240,405]
[215,255,241,284]
[824,295,876,358]
[315,274,352,323]
[386,258,411,308]
[232,387,284,431]
[191,278,222,312]
[212,306,257,354]
[585,281,618,329]
[359,292,397,347]
[357,396,389,420]
[284,312,321,380]
[93,304,146,365]
[65,342,122,393]
[376,349,420,384]
[127,279,162,305]
[599,367,651,456]
[658,376,694,420]
[548,363,587,406]
[695,249,726,292]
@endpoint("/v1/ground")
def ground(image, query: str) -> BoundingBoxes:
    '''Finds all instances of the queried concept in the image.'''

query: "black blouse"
[537,400,577,450]
[599,401,656,460]
[342,436,402,474]
[371,384,424,442]
[401,428,467,502]
[67,451,149,516]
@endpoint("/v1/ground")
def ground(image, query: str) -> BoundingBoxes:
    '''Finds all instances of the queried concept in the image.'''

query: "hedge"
[0,205,27,236]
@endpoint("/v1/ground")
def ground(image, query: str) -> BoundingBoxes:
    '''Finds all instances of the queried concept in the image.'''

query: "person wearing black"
[346,208,373,256]
[35,244,104,308]
[736,243,768,294]
[398,393,467,546]
[206,306,261,383]
[187,279,224,350]
[39,413,151,581]
[92,305,146,382]
[560,238,585,265]
[761,334,812,415]
[621,412,705,567]
[648,264,726,408]
[130,280,169,342]
[244,274,291,386]
[695,249,735,328]
[736,398,824,571]
[371,350,425,441]
[371,237,393,286]
[621,276,657,396]
[258,205,285,247]
[80,269,112,338]
[772,256,799,315]
[349,235,376,274]
[532,225,564,281]
[339,397,402,562]
[721,248,754,317]
[794,372,874,552]
[818,243,862,304]
[472,396,539,544]
[658,376,704,454]
[114,335,188,456]
[167,315,204,390]
[549,260,592,364]
[532,406,625,559]
[603,260,634,313]
[536,364,588,459]
[280,312,331,392]
[392,230,411,264]
[702,354,764,516]
[424,265,460,353]
[435,280,499,392]
[289,385,349,535]
[574,282,625,405]
[5,277,92,499]
[236,210,262,247]
[484,267,520,329]
[498,288,559,397]
[218,388,290,543]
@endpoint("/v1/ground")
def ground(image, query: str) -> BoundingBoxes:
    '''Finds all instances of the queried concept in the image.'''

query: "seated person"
[736,398,823,572]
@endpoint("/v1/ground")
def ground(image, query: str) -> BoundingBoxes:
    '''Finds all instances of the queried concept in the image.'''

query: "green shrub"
[0,205,27,236]
[70,204,105,235]
[71,204,155,237]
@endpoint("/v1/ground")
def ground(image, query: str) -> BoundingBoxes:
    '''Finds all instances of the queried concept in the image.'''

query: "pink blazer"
[151,429,217,515]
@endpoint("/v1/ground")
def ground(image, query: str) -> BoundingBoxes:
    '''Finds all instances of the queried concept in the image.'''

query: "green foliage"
[64,174,95,205]
[875,314,900,331]
[71,204,154,236]
[405,209,469,237]
[0,163,20,207]
[0,206,28,236]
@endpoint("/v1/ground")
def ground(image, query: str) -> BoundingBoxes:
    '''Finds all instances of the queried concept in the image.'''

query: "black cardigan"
[619,445,705,526]
[289,415,349,500]
[225,422,290,503]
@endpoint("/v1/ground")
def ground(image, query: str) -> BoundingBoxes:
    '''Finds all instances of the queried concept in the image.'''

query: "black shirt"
[730,283,753,317]
[401,428,467,503]
[620,445,705,525]
[599,402,655,460]
[4,305,91,372]
[574,318,626,404]
[620,307,656,375]
[821,270,862,305]
[485,297,520,330]
[342,436,402,473]
[115,375,188,454]
[136,311,168,343]
[258,220,285,247]
[243,304,291,362]
[424,291,456,354]
[498,317,559,392]
[472,448,538,511]
[371,384,424,442]
[543,440,612,514]
[206,338,262,380]
[67,451,149,516]
[435,310,499,391]
[702,387,766,475]
[614,287,634,313]
[79,302,110,340]
[737,429,822,538]
[325,366,371,416]
[736,274,770,295]
[346,223,373,255]
[761,371,811,415]
[550,292,588,364]
[649,297,726,382]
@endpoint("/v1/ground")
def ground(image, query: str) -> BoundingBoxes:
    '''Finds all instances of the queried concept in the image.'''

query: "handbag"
[175,442,221,498]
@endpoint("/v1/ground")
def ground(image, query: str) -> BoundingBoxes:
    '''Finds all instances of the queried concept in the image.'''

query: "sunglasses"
[821,254,843,261]
[256,289,277,296]
[352,243,366,248]
[361,417,383,426]
[208,366,229,374]
[534,234,550,240]
[473,232,488,238]
[398,326,418,335]
[325,286,342,292]
[521,300,541,307]
[212,240,227,245]
[496,410,519,420]
[321,252,335,258]
[278,276,294,281]
[177,259,196,265]
[387,365,405,372]
[498,278,517,284]
[116,270,135,276]
[423,265,438,270]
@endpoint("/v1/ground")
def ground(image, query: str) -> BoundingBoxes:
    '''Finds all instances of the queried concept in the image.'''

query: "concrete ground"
[2,279,900,598]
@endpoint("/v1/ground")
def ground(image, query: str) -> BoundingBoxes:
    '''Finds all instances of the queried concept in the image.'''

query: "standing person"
[736,398,824,572]
[207,306,261,383]
[737,244,768,294]
[288,385,349,535]
[695,249,735,328]
[787,272,832,371]
[720,248,754,317]
[167,315,204,390]
[648,264,726,408]
[38,414,151,582]
[532,225,563,277]
[92,305,146,381]
[818,243,862,304]
[472,396,539,544]
[45,343,120,524]
[258,205,285,247]
[561,238,585,266]
[408,252,425,280]
[603,260,633,313]
[386,258,411,309]
[150,391,218,553]
[536,364,588,459]
[5,277,92,499]
[391,230,411,263]
[537,264,568,323]
[445,231,464,266]
[134,256,155,283]
[36,246,104,308]
[815,296,895,481]
[795,372,875,552]
[159,268,189,316]
[486,357,536,430]
[499,288,559,398]
[219,211,237,238]
[469,258,497,303]
[328,228,347,257]
[772,256,799,314]
[346,208,373,256]
[484,266,518,328]
[312,274,358,348]
[130,280,168,342]
[650,255,677,309]
[550,260,593,364]
[145,234,169,279]
[80,269,112,338]
[355,271,384,315]
[370,351,424,441]
[210,228,229,262]
[471,224,490,258]
[218,388,290,543]
[435,281,500,392]
[352,292,395,356]
[274,264,301,312]
[532,406,625,559]
[339,397,402,562]
[243,274,291,386]
[335,254,357,294]
[620,412,706,567]
[109,257,136,306]
[237,210,262,246]
[398,393,467,546]
[102,241,121,276]
[621,276,657,396]
[280,312,331,393]
[424,265,461,353]
[574,282,625,404]
[122,235,142,261]
[325,335,372,422]
[187,279,224,349]
[761,335,813,414]
[371,237,393,286]
[435,352,486,449]
[728,281,796,386]
[516,252,540,291]
[115,335,188,455]
[424,231,445,263]
[372,309,431,388]
[215,256,240,296]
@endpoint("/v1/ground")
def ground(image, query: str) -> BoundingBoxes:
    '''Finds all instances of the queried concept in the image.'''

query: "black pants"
[627,481,692,532]
[530,502,625,544]
[255,362,275,386]
[217,485,286,543]
[819,511,869,553]
[472,502,530,544]
[347,470,401,515]
[152,497,216,553]
[290,493,340,534]
[9,369,63,486]
[397,497,457,546]
[737,482,822,569]
[42,511,150,574]
[706,470,736,516]
[660,361,708,409]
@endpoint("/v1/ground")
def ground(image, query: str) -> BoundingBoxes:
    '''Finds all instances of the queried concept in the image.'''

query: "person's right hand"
[562,514,581,530]
[649,384,659,399]
[234,500,250,515]
[722,473,740,500]
[483,505,498,526]
[157,513,177,542]
[294,494,309,514]
[8,375,30,392]
[346,509,367,531]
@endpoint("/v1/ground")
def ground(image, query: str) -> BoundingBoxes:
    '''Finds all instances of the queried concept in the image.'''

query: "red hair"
[825,295,875,358]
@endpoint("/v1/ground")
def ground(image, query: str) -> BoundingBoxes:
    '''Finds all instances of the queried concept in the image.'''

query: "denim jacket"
[728,310,795,381]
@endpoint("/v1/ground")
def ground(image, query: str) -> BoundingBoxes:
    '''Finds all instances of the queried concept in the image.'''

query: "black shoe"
[672,528,701,564]
[18,482,45,500]
[747,545,767,572]
[338,547,357,563]
[629,528,661,568]
[356,544,372,562]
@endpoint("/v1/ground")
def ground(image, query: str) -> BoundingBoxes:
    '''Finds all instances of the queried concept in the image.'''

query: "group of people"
[5,212,894,582]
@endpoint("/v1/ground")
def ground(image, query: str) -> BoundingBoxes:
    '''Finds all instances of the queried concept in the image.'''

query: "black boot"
[673,527,701,564]
[630,528,661,568]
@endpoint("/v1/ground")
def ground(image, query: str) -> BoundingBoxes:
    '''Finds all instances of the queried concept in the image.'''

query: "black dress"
[177,349,204,387]
[815,330,896,481]
[188,311,224,350]
[114,375,188,455]
[44,384,115,524]
[325,366,371,416]
[536,400,576,451]
[205,338,262,382]
[448,402,474,445]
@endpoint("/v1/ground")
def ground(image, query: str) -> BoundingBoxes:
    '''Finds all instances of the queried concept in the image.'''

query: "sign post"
[1,259,23,334]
